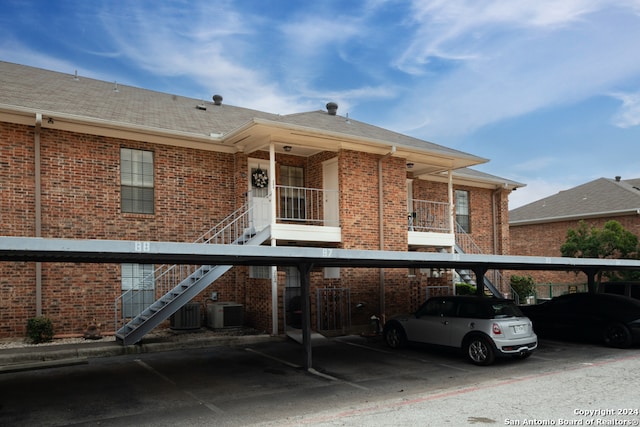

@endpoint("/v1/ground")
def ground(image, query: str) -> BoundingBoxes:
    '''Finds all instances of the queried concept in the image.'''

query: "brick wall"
[1,121,513,338]
[509,215,640,296]
[1,124,239,337]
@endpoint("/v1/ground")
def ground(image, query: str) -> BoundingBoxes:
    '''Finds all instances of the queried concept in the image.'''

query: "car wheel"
[603,322,632,348]
[465,336,496,366]
[383,323,407,349]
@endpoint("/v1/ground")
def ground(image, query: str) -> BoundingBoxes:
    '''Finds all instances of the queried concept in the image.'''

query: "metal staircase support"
[115,226,270,345]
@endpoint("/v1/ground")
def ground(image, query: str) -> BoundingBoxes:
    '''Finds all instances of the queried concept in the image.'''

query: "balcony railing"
[275,185,338,226]
[408,200,451,233]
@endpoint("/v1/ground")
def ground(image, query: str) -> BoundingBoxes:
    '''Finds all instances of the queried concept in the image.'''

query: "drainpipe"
[378,146,396,324]
[34,113,43,316]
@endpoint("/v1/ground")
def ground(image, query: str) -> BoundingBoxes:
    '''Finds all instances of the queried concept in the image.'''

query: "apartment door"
[322,158,339,227]
[248,159,271,231]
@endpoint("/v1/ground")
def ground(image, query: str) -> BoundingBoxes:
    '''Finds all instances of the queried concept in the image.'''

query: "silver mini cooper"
[383,296,537,365]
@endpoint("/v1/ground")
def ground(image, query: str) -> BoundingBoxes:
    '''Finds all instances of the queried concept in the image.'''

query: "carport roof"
[1,237,639,272]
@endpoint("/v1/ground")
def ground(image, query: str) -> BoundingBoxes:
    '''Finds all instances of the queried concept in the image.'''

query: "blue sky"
[2,1,640,208]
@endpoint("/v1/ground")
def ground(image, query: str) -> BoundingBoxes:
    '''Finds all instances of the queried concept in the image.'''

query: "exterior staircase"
[115,201,270,345]
[449,224,504,298]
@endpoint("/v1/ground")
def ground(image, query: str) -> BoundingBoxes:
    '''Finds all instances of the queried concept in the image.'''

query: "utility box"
[207,302,243,329]
[170,303,201,330]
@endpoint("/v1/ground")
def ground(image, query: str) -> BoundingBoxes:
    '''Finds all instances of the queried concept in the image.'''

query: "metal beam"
[1,237,640,272]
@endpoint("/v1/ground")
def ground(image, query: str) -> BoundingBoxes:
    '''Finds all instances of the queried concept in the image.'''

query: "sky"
[2,0,640,209]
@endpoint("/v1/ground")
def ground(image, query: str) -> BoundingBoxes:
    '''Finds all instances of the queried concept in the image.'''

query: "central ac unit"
[207,302,243,329]
[170,303,201,330]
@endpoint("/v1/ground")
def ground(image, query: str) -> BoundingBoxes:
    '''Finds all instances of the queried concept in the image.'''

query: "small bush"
[510,275,536,299]
[26,316,54,344]
[456,282,477,295]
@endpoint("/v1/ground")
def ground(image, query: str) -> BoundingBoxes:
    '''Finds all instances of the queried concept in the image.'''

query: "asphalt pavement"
[0,328,279,373]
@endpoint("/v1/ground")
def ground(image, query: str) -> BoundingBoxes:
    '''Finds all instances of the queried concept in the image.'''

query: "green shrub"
[455,282,477,295]
[510,275,536,299]
[26,316,54,344]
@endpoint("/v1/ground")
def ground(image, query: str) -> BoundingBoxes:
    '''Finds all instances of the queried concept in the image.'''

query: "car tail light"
[492,323,502,335]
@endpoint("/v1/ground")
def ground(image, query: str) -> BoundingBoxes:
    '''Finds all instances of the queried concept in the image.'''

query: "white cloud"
[385,1,640,139]
[610,92,640,128]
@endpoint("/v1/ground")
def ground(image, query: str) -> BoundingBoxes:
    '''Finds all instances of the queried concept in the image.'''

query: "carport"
[2,236,639,370]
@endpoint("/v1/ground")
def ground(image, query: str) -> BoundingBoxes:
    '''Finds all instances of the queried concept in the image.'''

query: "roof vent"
[213,94,223,106]
[615,176,621,182]
[326,102,338,115]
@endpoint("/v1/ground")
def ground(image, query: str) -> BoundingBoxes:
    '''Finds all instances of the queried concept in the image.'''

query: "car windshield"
[490,302,524,319]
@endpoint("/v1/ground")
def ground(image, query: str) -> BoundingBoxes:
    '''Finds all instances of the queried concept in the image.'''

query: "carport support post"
[583,268,599,293]
[473,266,488,296]
[298,263,314,371]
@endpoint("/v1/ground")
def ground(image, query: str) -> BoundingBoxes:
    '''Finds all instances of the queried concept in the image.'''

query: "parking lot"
[1,335,639,426]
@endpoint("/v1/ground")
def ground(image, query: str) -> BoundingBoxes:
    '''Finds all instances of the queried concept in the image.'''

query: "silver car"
[383,296,537,365]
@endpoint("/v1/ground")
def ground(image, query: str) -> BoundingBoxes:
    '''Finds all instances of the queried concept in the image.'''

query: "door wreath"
[252,166,268,188]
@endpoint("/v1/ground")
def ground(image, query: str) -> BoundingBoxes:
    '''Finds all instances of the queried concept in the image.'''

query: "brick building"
[509,177,640,297]
[0,61,523,340]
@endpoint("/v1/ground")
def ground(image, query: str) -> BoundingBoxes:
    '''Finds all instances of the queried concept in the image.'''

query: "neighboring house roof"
[0,61,520,186]
[509,177,640,225]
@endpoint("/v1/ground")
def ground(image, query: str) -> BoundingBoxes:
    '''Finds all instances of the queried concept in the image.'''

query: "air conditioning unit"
[170,303,201,330]
[207,302,243,329]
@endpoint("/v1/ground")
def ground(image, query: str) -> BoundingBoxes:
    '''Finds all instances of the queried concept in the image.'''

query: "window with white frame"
[121,148,154,214]
[455,190,470,233]
[249,265,271,279]
[121,263,155,317]
[279,165,305,220]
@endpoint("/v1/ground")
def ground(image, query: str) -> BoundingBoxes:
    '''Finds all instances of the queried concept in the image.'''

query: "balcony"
[408,200,454,248]
[270,185,341,243]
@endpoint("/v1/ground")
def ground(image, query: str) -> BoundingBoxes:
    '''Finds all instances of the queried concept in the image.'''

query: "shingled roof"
[0,61,479,162]
[509,177,640,225]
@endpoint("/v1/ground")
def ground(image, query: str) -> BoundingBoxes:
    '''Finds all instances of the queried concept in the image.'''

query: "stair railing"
[114,198,259,332]
[454,222,507,296]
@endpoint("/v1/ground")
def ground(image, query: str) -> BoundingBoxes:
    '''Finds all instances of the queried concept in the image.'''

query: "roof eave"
[510,208,640,226]
[0,103,234,153]
[223,117,486,168]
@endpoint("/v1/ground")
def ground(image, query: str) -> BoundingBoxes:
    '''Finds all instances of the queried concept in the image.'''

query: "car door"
[406,298,456,346]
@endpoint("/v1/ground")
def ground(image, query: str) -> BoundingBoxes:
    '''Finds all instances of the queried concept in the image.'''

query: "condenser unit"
[207,302,243,329]
[170,303,201,330]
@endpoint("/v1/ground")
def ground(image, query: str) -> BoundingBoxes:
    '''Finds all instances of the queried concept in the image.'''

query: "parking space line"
[334,338,392,354]
[438,363,471,372]
[244,348,302,368]
[245,348,370,391]
[134,359,224,414]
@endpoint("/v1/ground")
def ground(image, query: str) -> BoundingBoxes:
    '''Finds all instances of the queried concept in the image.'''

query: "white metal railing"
[276,185,338,225]
[408,200,451,233]
[114,200,256,331]
[455,222,507,296]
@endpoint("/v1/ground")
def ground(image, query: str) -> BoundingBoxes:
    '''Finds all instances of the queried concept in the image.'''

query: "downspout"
[34,113,43,316]
[378,146,396,324]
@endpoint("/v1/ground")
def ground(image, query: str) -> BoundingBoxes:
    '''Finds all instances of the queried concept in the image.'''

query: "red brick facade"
[510,215,640,297]
[1,121,511,338]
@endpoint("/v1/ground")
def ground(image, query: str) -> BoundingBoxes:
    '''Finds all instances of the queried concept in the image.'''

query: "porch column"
[448,169,456,286]
[269,142,276,227]
[269,142,278,335]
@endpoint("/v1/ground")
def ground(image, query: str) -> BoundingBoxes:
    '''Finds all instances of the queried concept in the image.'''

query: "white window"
[121,263,155,317]
[121,148,154,214]
[455,190,470,233]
